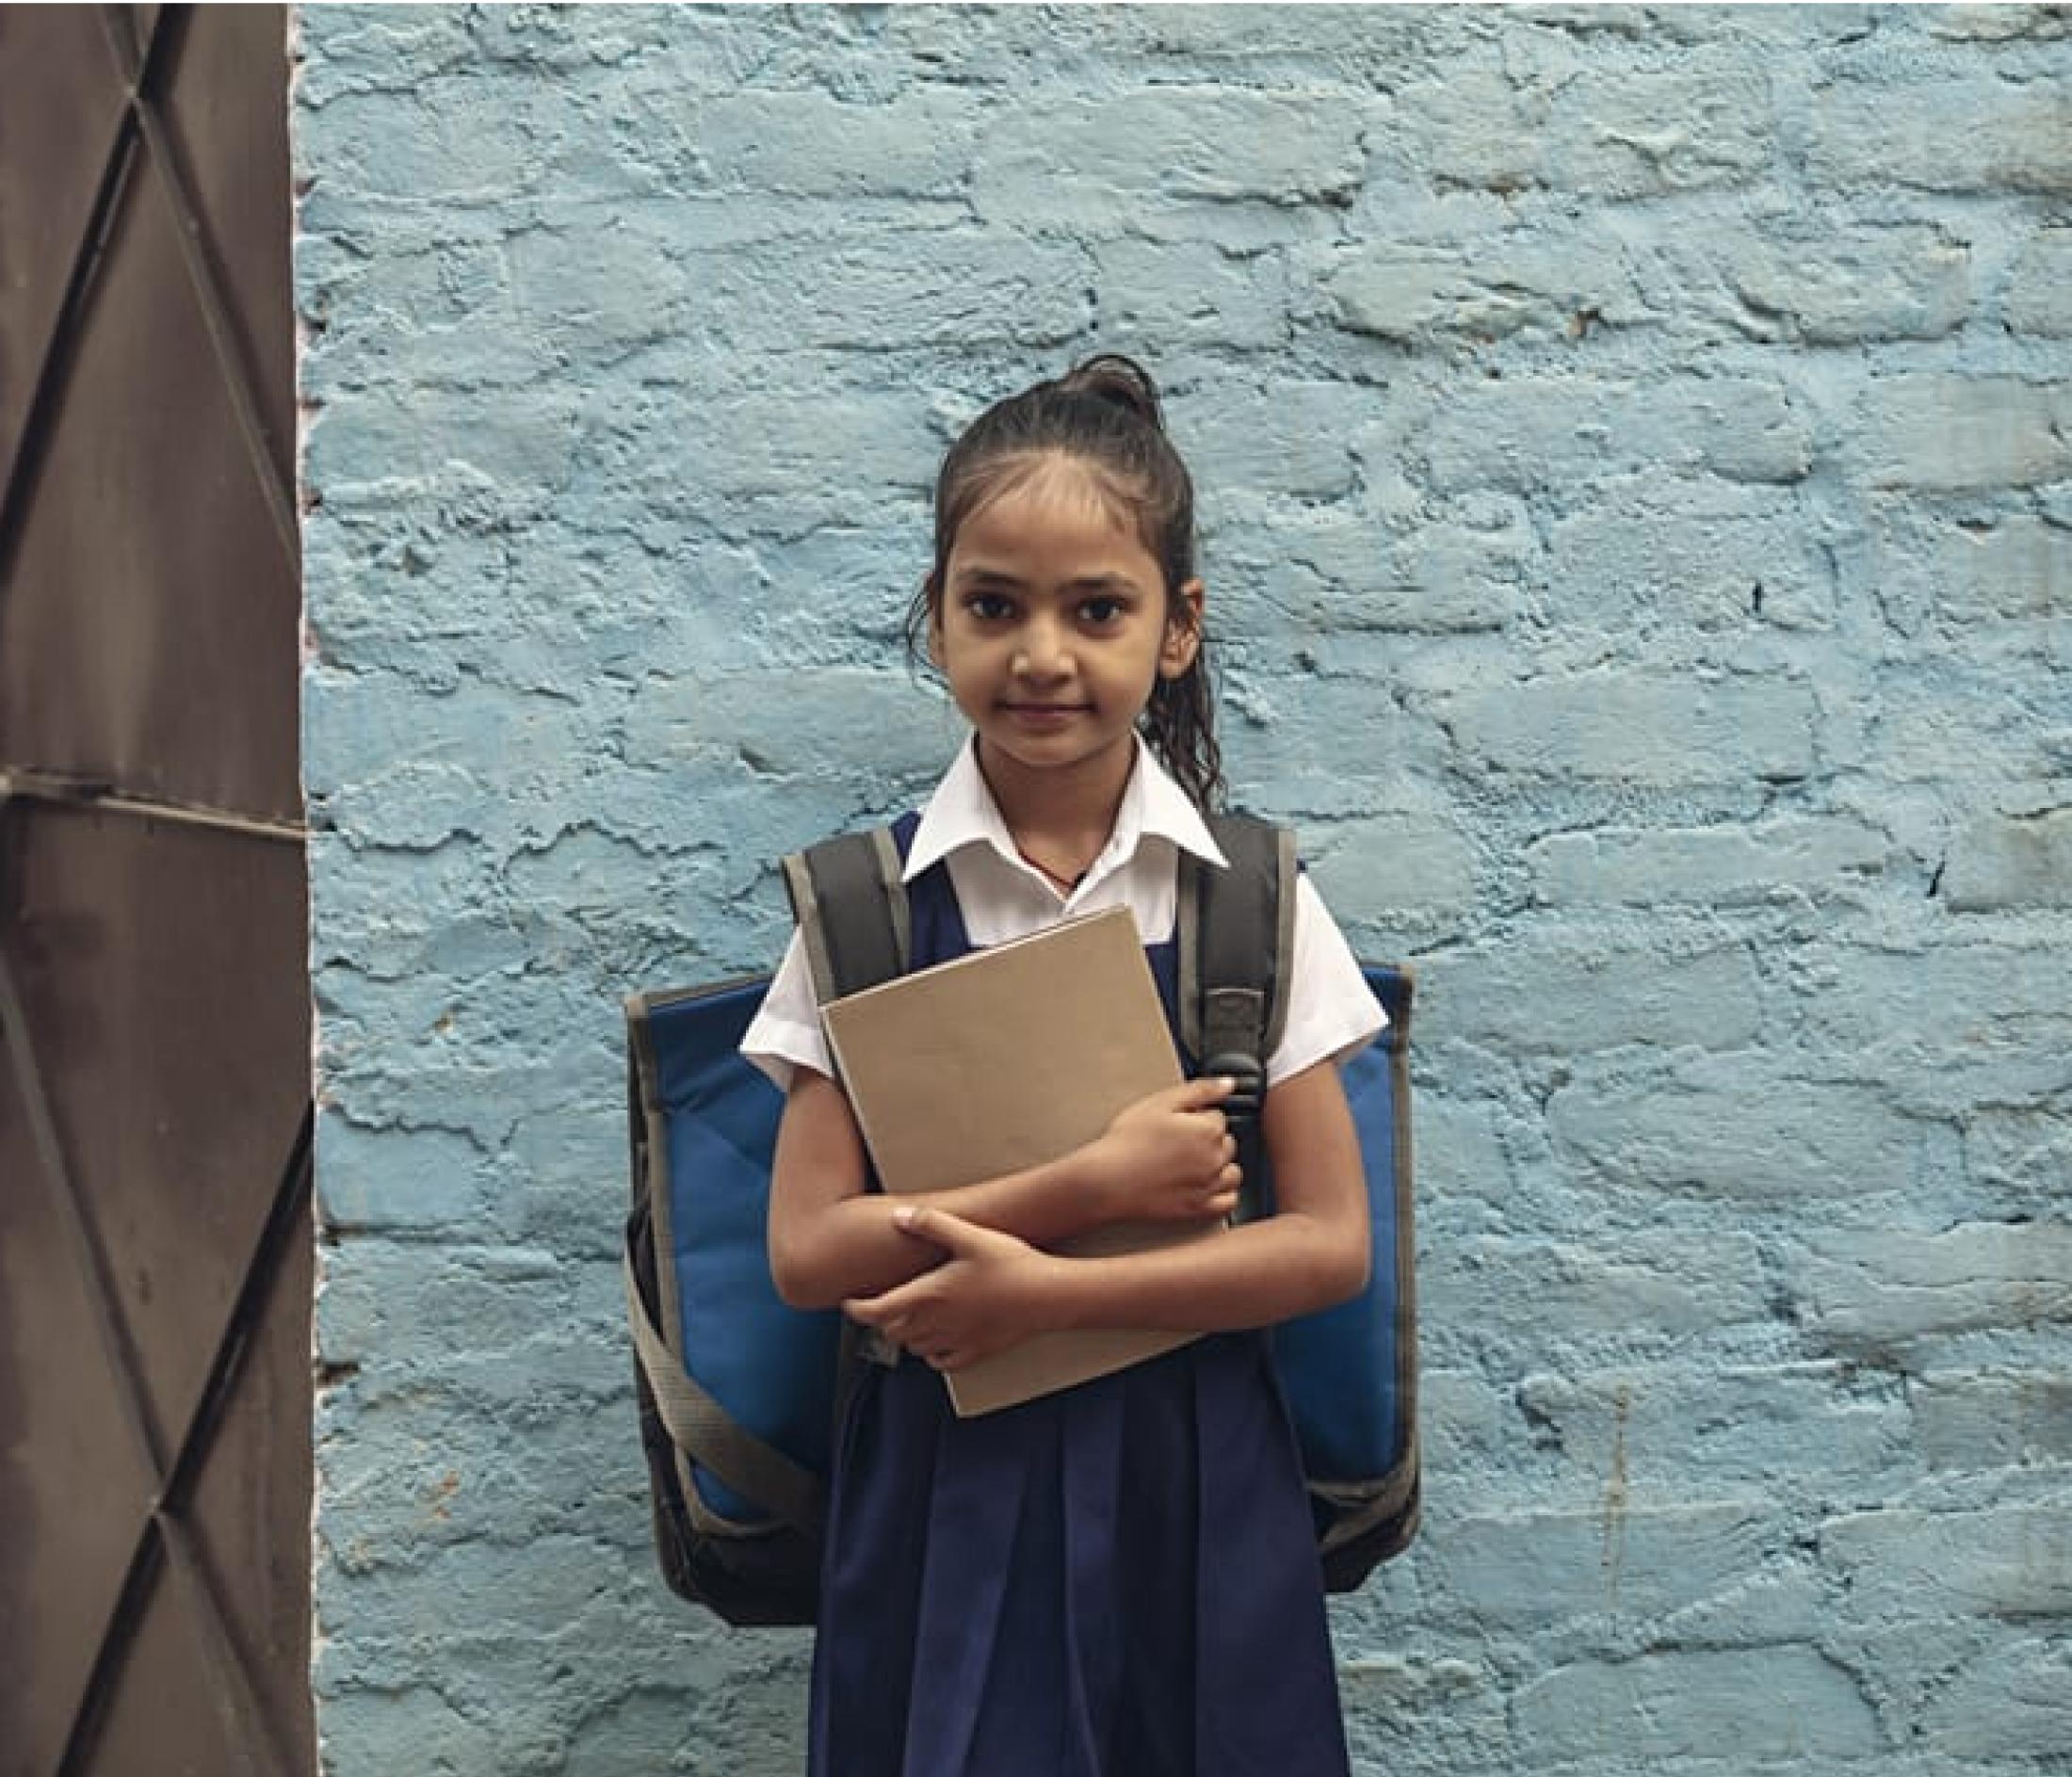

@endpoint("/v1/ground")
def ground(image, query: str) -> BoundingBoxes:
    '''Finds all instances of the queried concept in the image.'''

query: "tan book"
[819,904,1216,1415]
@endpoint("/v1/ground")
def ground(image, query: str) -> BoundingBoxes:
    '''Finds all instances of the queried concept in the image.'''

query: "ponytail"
[1143,651,1223,815]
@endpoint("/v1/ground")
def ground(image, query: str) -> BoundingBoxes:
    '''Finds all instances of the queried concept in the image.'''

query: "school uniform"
[743,735,1384,1777]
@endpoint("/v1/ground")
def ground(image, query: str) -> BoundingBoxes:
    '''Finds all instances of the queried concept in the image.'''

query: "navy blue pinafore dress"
[807,818,1352,1777]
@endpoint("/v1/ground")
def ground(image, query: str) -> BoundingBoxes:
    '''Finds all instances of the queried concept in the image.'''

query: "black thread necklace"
[1015,843,1091,895]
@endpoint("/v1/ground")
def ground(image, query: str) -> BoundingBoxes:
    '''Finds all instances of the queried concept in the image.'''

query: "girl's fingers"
[843,1278,918,1323]
[893,1203,991,1256]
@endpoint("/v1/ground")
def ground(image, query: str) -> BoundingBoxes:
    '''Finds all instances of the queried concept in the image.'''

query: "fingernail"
[893,1205,915,1228]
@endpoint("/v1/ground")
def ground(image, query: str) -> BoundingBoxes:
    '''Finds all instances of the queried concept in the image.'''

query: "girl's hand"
[842,1206,1061,1372]
[1082,1076,1242,1225]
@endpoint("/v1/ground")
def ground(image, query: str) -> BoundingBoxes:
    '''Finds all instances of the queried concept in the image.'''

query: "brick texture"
[298,8,2072,1775]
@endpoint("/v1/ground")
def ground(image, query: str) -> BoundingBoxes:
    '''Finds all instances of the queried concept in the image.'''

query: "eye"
[963,590,1014,622]
[1078,594,1126,626]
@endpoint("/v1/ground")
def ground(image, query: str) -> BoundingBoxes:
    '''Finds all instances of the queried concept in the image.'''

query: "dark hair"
[903,353,1225,811]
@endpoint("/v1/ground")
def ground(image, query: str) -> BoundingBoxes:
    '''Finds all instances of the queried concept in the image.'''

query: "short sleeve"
[1264,871,1386,1087]
[739,928,834,1093]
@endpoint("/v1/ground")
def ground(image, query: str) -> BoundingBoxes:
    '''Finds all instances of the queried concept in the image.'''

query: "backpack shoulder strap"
[1179,812,1297,1124]
[780,826,911,1006]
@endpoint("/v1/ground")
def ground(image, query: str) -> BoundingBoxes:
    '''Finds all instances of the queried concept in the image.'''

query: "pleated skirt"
[806,1332,1352,1777]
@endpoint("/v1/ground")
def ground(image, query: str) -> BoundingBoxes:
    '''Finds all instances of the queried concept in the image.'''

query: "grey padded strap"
[623,1244,825,1535]
[1184,816,1297,1221]
[1176,851,1205,1062]
[1265,825,1297,1058]
[1183,815,1296,1066]
[782,828,909,1006]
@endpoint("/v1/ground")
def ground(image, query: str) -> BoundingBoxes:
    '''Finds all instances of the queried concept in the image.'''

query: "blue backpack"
[623,816,1417,1626]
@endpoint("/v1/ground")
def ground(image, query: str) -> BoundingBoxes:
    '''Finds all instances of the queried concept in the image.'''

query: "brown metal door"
[0,8,312,1774]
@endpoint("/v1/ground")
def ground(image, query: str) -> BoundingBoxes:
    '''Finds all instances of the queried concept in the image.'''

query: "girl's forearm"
[1038,1210,1369,1334]
[771,1146,1113,1309]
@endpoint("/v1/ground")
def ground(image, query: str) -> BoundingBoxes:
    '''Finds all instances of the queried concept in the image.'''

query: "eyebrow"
[953,567,1143,594]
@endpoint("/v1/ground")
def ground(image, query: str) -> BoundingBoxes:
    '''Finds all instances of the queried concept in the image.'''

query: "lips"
[999,703,1089,728]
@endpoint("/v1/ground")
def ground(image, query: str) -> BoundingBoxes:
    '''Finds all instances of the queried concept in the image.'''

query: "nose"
[1012,616,1073,682]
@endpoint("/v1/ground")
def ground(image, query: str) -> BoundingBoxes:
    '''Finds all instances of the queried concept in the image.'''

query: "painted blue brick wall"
[294,7,2072,1773]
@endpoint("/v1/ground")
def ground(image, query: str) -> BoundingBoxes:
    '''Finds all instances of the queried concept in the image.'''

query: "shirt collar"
[904,734,1228,883]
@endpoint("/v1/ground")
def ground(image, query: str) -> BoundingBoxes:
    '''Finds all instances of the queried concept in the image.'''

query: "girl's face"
[929,457,1202,792]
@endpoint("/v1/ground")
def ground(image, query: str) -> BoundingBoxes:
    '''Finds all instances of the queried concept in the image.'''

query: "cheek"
[933,630,1002,694]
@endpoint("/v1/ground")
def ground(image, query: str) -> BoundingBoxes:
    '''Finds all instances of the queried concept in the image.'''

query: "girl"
[742,355,1384,1777]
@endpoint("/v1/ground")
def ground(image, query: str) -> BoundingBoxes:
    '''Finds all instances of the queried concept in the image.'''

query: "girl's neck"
[974,735,1134,863]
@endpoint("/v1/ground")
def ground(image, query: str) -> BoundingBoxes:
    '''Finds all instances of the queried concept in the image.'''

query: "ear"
[1159,579,1205,680]
[924,576,946,669]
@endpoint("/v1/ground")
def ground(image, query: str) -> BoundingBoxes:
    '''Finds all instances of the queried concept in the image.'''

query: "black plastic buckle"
[1204,1050,1264,1129]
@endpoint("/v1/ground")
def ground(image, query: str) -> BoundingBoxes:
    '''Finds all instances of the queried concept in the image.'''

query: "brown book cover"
[819,905,1217,1415]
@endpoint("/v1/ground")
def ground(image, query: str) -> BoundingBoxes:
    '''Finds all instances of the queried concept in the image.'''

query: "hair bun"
[1059,353,1165,431]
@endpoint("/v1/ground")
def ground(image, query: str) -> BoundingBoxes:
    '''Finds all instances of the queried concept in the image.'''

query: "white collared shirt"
[741,736,1385,1092]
